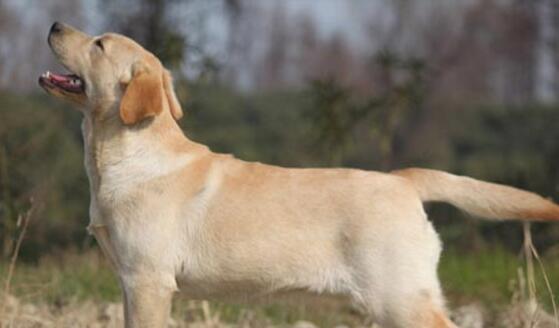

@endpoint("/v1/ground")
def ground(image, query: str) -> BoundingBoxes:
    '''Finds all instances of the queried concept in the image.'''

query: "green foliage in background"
[0,93,87,260]
[304,52,429,169]
[181,82,316,167]
[446,105,559,252]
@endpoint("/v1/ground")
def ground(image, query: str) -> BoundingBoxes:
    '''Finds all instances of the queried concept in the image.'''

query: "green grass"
[0,251,120,304]
[2,247,559,325]
[439,247,559,310]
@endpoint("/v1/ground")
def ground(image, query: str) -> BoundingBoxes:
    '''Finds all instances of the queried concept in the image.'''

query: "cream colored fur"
[41,23,559,328]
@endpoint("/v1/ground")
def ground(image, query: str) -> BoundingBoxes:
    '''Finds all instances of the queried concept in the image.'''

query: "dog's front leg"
[121,276,174,328]
[88,225,119,270]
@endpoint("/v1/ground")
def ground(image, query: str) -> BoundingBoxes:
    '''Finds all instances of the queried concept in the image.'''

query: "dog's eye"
[95,39,104,51]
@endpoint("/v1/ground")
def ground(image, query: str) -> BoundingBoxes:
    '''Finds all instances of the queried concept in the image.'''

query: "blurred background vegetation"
[1,0,559,320]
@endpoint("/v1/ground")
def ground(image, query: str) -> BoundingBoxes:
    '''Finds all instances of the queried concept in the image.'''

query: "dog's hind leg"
[350,206,457,327]
[356,287,457,328]
[424,308,459,328]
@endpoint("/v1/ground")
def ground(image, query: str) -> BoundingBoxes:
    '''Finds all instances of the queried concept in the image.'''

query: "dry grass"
[504,222,558,328]
[1,200,35,318]
[0,295,299,328]
[0,292,558,328]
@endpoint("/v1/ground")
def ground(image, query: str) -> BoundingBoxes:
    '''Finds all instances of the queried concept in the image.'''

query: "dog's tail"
[392,168,559,221]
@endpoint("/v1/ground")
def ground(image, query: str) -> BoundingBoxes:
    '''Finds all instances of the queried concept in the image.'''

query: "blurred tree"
[223,0,242,79]
[295,14,319,80]
[222,0,263,89]
[306,51,426,169]
[102,0,186,68]
[305,79,353,165]
[0,143,15,257]
[449,104,559,251]
[0,0,16,89]
[550,0,559,96]
[257,2,289,89]
[0,93,87,260]
[494,0,538,105]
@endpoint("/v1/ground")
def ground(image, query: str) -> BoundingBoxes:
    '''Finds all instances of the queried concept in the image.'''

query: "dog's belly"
[173,250,358,302]
[175,275,351,305]
[176,276,275,301]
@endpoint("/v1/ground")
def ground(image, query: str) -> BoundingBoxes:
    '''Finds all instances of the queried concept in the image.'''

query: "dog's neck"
[82,104,207,226]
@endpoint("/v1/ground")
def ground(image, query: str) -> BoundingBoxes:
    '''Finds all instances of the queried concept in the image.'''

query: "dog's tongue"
[50,72,75,82]
[39,70,85,94]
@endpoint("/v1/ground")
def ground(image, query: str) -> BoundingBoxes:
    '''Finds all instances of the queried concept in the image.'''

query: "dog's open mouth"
[38,71,85,94]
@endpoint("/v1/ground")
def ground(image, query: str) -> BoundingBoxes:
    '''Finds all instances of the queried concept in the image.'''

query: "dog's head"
[39,22,183,125]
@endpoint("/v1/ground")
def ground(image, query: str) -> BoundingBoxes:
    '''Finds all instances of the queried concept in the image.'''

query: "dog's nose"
[50,22,63,35]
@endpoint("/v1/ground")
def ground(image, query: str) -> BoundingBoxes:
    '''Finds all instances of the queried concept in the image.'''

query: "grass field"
[1,246,559,327]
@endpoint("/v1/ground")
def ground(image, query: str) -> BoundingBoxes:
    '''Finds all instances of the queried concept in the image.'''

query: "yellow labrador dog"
[39,22,559,328]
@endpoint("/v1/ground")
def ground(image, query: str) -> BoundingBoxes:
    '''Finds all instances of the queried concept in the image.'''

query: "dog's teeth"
[46,71,51,78]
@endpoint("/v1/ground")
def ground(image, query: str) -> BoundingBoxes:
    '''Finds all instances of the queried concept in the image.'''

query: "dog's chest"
[82,120,104,226]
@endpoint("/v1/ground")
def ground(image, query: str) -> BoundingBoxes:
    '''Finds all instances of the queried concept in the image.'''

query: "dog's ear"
[162,69,183,120]
[119,62,164,125]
